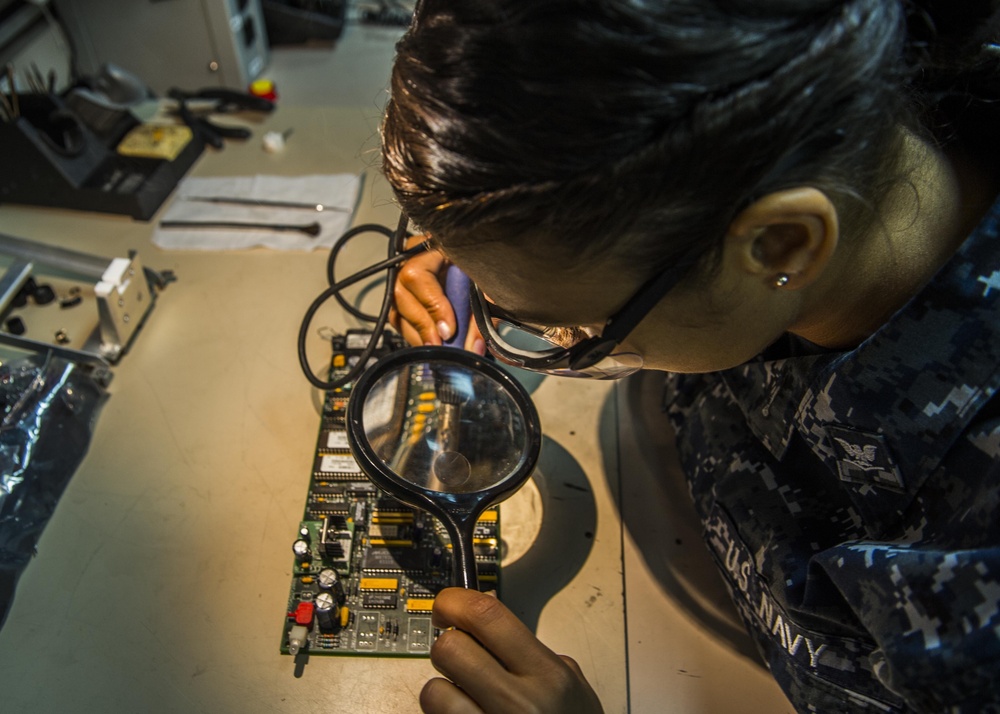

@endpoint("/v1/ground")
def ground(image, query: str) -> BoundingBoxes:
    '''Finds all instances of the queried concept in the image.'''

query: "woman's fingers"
[420,677,486,714]
[431,589,564,676]
[426,589,605,714]
[392,248,455,345]
[463,318,486,355]
[428,628,520,708]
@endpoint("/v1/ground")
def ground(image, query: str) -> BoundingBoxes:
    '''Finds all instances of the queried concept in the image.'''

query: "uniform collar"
[722,194,1000,537]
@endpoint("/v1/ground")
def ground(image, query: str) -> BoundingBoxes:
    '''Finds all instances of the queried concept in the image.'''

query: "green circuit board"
[280,330,501,657]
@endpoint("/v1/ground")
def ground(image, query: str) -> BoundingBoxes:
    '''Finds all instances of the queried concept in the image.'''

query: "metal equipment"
[0,232,169,366]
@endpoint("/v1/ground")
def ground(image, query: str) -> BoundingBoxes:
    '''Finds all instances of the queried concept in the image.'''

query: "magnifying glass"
[347,345,541,590]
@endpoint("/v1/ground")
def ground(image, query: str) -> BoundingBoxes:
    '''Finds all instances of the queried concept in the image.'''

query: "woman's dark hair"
[382,0,1000,276]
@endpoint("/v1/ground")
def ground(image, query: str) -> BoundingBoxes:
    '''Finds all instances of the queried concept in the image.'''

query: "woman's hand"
[420,588,604,714]
[390,236,485,353]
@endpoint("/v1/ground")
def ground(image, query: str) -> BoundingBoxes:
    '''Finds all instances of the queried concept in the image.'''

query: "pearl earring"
[774,273,790,288]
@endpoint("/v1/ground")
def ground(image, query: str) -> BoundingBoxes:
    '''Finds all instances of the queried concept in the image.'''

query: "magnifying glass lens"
[348,347,541,590]
[360,360,530,495]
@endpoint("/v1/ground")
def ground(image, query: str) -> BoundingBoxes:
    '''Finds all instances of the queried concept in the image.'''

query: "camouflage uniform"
[663,194,1000,712]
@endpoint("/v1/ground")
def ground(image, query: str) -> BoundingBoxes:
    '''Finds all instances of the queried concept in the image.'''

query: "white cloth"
[153,173,362,251]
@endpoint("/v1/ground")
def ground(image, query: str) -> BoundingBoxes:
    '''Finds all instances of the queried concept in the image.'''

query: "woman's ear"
[725,187,839,289]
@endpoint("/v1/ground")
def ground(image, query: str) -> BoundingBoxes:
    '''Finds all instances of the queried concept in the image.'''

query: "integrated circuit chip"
[361,546,427,574]
[362,593,399,610]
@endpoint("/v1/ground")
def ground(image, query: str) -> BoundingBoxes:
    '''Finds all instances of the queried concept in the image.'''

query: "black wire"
[326,223,396,322]
[45,2,81,83]
[297,214,428,390]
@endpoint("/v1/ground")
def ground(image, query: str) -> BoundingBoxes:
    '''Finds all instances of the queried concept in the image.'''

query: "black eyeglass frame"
[469,250,702,374]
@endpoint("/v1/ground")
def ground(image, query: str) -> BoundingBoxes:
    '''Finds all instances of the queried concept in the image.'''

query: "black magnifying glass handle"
[447,515,480,591]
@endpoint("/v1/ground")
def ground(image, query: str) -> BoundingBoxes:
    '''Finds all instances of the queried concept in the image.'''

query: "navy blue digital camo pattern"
[663,193,1000,712]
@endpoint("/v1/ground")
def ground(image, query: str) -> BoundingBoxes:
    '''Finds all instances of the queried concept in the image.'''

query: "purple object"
[443,265,472,349]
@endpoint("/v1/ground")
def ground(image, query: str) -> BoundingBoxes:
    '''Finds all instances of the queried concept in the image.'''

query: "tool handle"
[443,265,472,349]
[202,119,251,140]
[159,220,320,237]
[176,102,223,149]
[168,87,275,113]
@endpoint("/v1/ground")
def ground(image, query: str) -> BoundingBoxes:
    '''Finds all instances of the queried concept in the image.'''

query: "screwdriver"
[180,196,349,212]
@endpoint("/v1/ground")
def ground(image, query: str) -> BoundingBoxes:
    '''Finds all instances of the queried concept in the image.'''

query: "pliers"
[168,87,275,114]
[175,99,251,149]
[167,87,274,149]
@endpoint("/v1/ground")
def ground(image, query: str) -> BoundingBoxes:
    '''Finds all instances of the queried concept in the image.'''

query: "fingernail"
[472,338,486,356]
[437,321,453,340]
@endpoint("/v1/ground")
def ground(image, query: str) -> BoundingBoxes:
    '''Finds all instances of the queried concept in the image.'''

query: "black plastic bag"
[0,354,109,630]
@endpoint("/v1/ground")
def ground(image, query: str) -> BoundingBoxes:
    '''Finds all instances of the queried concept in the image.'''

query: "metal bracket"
[0,233,167,366]
[95,254,149,361]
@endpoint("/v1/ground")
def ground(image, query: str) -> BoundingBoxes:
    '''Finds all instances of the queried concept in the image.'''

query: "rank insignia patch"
[826,425,905,491]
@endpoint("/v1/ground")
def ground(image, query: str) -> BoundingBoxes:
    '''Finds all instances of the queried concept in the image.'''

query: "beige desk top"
[0,104,789,713]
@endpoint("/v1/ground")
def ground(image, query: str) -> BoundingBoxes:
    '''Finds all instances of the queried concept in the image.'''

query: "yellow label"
[117,124,193,160]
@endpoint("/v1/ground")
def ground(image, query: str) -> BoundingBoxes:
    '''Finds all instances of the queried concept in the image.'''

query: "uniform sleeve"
[813,542,1000,712]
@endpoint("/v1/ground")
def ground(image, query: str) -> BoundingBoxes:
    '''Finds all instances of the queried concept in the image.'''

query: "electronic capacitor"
[317,567,346,605]
[317,568,337,589]
[292,538,311,561]
[315,591,338,633]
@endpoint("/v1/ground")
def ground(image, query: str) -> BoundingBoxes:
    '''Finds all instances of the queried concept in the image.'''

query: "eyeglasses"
[469,252,700,379]
[299,211,701,387]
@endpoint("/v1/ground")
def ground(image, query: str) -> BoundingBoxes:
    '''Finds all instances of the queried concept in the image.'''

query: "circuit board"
[280,330,501,657]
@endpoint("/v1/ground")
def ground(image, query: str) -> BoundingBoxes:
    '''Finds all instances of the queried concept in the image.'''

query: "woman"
[381,1,1000,711]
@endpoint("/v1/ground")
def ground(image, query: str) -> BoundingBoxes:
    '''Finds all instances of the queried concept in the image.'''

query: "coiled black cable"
[297,213,429,390]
